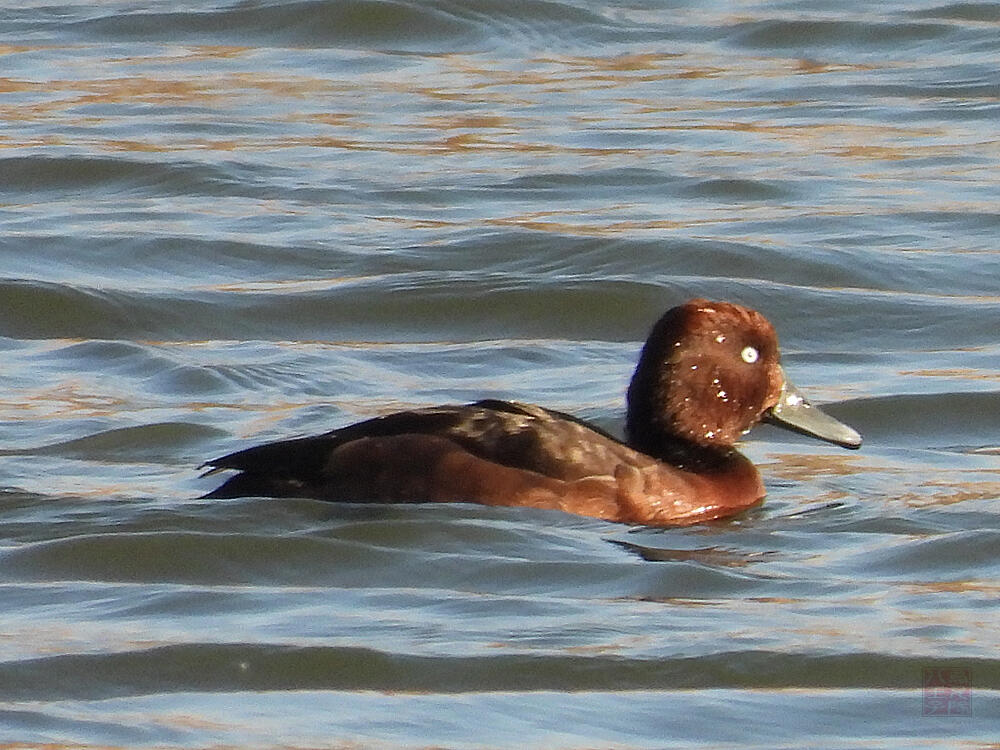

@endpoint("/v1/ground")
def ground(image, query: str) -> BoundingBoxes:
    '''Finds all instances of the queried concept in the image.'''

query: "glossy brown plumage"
[202,299,861,526]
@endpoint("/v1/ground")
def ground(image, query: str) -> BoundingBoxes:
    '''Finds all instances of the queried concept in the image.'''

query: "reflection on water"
[763,451,865,479]
[612,539,779,566]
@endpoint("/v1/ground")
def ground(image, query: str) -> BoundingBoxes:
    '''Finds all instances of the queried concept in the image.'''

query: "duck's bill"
[765,376,862,449]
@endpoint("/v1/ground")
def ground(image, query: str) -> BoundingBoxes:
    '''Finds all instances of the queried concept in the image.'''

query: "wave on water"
[49,0,647,50]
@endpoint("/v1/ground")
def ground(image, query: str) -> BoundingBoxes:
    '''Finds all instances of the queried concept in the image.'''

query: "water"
[1,0,998,746]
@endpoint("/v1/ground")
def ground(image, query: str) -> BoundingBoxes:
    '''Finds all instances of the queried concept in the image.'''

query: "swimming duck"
[202,299,861,526]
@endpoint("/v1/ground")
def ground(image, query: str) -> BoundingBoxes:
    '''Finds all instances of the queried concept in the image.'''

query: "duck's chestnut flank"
[202,298,861,527]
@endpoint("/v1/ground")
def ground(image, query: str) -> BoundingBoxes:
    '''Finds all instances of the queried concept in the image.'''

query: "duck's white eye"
[741,346,759,364]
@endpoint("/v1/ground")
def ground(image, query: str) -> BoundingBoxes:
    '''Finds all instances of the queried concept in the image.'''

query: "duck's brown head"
[626,299,861,458]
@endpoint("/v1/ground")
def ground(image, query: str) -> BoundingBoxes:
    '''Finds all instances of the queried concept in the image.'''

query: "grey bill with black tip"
[766,374,862,449]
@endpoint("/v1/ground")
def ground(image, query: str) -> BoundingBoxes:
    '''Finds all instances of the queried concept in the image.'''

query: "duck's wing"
[201,399,634,500]
[451,399,633,480]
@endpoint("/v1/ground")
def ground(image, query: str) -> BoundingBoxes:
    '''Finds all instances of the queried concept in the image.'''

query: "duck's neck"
[626,420,740,473]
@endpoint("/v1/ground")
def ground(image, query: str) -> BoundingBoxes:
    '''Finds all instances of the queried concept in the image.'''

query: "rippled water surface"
[1,0,999,747]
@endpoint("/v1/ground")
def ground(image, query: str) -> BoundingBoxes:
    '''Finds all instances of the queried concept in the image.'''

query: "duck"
[201,298,861,526]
